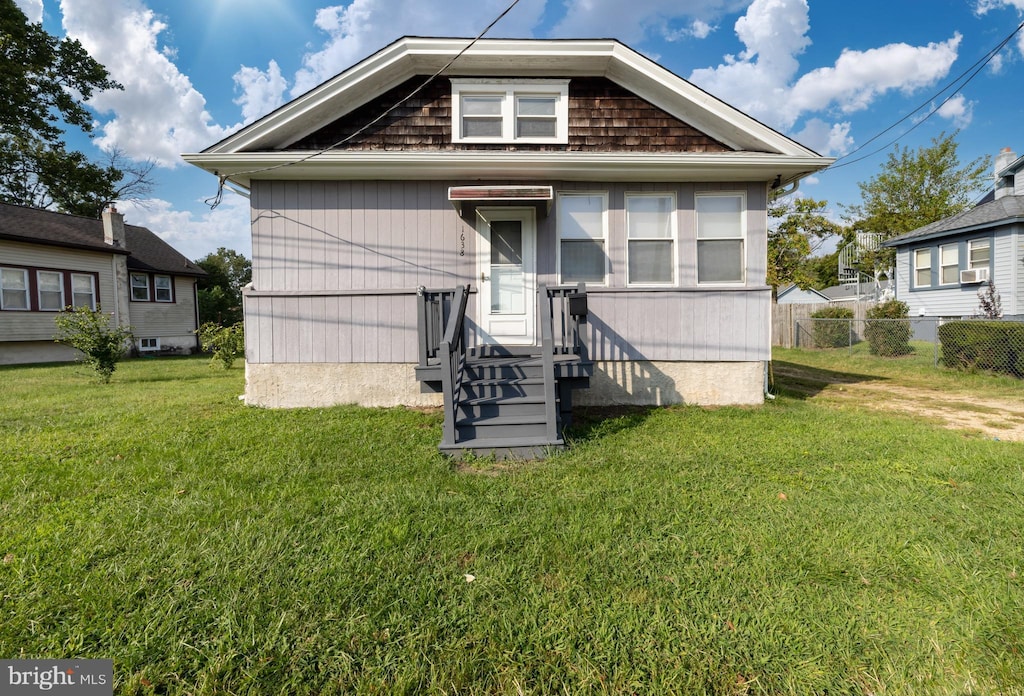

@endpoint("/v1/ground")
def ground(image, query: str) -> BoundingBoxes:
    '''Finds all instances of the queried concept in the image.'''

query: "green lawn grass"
[2,355,1023,694]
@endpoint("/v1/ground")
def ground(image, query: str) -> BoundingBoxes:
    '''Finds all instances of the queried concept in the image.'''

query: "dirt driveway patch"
[774,361,1024,442]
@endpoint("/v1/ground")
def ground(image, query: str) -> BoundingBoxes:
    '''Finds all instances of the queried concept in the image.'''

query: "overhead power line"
[206,0,524,209]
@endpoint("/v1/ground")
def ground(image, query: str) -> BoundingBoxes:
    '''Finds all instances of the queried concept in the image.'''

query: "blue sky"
[15,0,1024,261]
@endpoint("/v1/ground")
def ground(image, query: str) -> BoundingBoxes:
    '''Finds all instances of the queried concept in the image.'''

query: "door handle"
[480,272,490,282]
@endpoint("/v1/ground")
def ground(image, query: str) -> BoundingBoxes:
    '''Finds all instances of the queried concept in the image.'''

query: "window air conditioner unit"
[960,268,989,284]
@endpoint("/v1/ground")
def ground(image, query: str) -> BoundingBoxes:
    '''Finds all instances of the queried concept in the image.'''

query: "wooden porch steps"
[438,354,587,460]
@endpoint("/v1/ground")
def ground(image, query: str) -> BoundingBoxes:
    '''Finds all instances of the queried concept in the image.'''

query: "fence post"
[848,319,853,356]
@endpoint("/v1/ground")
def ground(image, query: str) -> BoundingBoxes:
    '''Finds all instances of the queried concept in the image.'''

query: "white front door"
[476,207,536,345]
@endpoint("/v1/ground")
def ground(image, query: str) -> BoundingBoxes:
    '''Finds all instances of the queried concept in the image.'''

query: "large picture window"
[37,270,65,311]
[696,193,744,284]
[557,192,607,284]
[1,267,29,310]
[914,248,932,287]
[939,243,959,285]
[626,193,675,285]
[452,79,569,144]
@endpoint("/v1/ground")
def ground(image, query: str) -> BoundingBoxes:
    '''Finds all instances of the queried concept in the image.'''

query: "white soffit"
[199,37,819,158]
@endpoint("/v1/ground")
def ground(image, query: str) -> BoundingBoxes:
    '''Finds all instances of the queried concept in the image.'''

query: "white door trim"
[475,206,537,345]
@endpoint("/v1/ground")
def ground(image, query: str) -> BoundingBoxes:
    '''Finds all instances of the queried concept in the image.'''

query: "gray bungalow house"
[184,37,832,456]
[883,146,1024,320]
[0,203,206,364]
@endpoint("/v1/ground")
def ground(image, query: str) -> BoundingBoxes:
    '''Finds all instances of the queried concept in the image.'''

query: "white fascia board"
[201,37,817,158]
[182,151,833,188]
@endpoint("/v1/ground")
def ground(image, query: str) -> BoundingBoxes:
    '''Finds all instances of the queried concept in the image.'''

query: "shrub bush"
[810,306,854,348]
[53,306,134,383]
[197,322,245,369]
[864,300,913,357]
[939,321,1024,378]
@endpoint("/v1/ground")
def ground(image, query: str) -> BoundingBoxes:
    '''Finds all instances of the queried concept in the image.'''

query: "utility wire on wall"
[206,0,524,209]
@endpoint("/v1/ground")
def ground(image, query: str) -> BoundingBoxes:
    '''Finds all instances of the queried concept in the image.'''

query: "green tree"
[53,306,134,383]
[0,1,153,216]
[195,248,252,326]
[843,132,990,275]
[767,197,842,297]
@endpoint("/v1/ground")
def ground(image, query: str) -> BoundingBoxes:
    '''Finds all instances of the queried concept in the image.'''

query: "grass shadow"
[564,405,660,444]
[771,360,889,400]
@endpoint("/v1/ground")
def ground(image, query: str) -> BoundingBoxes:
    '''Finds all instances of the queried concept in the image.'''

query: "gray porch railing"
[538,283,588,442]
[416,286,459,369]
[438,285,471,447]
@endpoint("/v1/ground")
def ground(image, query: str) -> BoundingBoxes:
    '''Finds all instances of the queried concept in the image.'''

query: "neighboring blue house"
[883,146,1024,320]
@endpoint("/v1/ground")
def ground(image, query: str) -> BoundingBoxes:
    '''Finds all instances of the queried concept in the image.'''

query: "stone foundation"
[0,341,81,366]
[243,360,765,408]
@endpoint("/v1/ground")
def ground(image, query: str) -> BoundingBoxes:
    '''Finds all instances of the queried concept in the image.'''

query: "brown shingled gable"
[288,76,730,154]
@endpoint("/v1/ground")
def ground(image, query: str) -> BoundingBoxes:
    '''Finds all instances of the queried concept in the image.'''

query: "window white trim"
[130,272,150,301]
[71,273,97,310]
[138,337,160,352]
[913,248,932,288]
[37,270,65,312]
[154,275,173,302]
[1,267,30,310]
[556,191,609,286]
[625,192,677,286]
[695,192,746,285]
[451,79,569,144]
[967,238,990,271]
[939,243,959,286]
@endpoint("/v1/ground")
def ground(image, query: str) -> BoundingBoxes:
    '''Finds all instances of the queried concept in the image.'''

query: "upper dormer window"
[451,79,569,144]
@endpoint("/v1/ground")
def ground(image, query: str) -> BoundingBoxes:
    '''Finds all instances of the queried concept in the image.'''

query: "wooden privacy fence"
[772,301,874,348]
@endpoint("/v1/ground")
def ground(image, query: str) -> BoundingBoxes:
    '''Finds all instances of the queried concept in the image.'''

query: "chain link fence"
[793,317,1024,378]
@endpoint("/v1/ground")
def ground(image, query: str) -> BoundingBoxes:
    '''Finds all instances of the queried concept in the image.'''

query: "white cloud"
[119,193,252,261]
[975,0,1024,13]
[234,61,288,126]
[936,93,974,129]
[791,118,853,157]
[288,0,546,98]
[551,0,746,43]
[688,0,961,147]
[14,0,42,22]
[59,0,238,167]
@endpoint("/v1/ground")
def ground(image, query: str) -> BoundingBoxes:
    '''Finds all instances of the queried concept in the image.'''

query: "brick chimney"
[995,147,1017,200]
[102,205,126,247]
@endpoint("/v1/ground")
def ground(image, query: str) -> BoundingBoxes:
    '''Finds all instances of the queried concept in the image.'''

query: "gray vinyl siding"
[0,239,116,341]
[247,180,771,364]
[130,276,199,341]
[897,226,1020,317]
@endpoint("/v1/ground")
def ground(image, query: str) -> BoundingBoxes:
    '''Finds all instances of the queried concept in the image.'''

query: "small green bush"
[197,322,245,369]
[53,305,134,383]
[864,300,913,357]
[939,321,1024,378]
[810,306,854,348]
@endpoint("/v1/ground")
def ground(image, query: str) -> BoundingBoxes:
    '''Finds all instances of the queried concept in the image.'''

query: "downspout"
[193,278,201,353]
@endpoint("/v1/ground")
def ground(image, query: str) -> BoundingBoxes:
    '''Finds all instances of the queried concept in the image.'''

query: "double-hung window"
[451,79,569,144]
[939,243,959,285]
[130,272,150,301]
[1,267,29,310]
[557,192,607,284]
[968,239,990,270]
[696,193,745,284]
[914,248,932,287]
[626,193,675,285]
[154,275,173,302]
[37,270,65,311]
[71,274,96,309]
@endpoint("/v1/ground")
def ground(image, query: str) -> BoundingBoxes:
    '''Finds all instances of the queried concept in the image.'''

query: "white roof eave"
[201,37,821,158]
[181,150,834,189]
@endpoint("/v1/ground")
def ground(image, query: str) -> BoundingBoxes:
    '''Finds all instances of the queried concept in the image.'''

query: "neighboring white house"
[776,284,830,304]
[0,203,206,365]
[883,147,1024,320]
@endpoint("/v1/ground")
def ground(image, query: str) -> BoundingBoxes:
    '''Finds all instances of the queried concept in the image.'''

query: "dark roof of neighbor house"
[882,194,1024,247]
[0,202,206,277]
